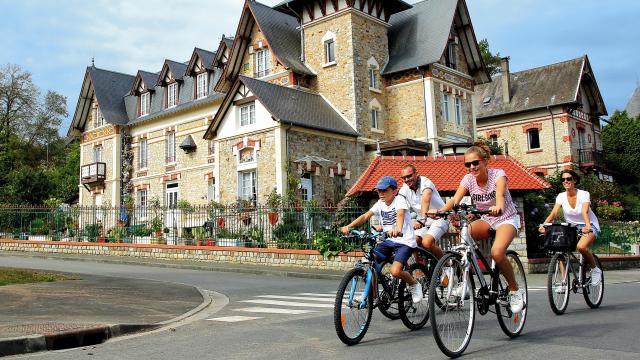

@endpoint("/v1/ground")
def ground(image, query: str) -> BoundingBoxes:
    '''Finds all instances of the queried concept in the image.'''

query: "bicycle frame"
[348,232,395,309]
[553,251,587,290]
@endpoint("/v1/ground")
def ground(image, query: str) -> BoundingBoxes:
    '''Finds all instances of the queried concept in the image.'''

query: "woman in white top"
[539,170,602,286]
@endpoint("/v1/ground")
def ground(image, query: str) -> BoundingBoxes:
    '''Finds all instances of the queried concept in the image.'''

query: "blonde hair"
[465,141,491,160]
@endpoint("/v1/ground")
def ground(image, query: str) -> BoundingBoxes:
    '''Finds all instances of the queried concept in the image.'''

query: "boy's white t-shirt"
[556,190,600,230]
[399,176,445,214]
[369,196,416,248]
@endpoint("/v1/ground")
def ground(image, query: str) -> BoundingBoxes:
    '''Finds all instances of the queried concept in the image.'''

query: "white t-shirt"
[369,196,416,247]
[399,176,445,215]
[556,190,600,230]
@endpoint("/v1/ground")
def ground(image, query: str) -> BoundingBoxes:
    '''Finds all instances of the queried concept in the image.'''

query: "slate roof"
[347,155,550,196]
[138,70,159,91]
[223,36,234,48]
[163,60,188,83]
[625,86,640,118]
[88,67,135,125]
[385,0,457,75]
[248,1,314,76]
[475,57,587,119]
[239,76,358,136]
[194,48,216,71]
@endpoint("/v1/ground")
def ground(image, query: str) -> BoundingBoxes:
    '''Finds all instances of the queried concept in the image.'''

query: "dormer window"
[139,92,150,117]
[446,41,457,69]
[240,103,256,126]
[167,82,178,108]
[196,73,208,99]
[93,105,104,128]
[255,49,270,78]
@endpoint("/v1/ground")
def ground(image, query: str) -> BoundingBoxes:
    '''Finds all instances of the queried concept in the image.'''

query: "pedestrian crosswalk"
[206,291,336,323]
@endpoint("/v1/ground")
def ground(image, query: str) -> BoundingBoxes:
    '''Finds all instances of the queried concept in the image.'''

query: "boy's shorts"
[374,240,414,265]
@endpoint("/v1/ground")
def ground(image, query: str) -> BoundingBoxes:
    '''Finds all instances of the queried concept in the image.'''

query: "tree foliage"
[478,39,503,76]
[0,64,78,205]
[602,110,640,183]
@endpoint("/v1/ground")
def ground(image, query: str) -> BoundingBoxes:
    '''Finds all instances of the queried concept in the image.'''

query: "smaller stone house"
[475,56,610,178]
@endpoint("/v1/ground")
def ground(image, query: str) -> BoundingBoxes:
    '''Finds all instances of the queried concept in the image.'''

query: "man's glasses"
[562,176,575,182]
[400,173,415,180]
[464,160,481,168]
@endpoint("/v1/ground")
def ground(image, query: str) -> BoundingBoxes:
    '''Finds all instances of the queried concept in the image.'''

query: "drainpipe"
[286,3,305,63]
[418,67,430,153]
[547,106,560,172]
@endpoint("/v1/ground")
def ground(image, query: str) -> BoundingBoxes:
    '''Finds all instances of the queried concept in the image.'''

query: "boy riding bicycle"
[340,176,423,303]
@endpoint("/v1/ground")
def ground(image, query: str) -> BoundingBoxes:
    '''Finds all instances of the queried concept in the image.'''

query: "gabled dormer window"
[167,83,178,108]
[255,49,270,78]
[240,103,256,126]
[446,41,457,70]
[196,73,208,99]
[139,92,150,117]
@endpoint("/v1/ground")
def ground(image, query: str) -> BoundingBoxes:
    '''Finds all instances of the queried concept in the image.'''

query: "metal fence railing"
[594,221,640,256]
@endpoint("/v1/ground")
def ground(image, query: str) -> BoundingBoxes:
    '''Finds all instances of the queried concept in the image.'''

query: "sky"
[1,0,638,136]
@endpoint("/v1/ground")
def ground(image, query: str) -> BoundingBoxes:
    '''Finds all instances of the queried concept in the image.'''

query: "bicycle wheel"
[582,254,604,308]
[398,262,430,330]
[378,270,400,320]
[429,253,475,358]
[334,267,374,345]
[496,251,527,337]
[547,253,570,315]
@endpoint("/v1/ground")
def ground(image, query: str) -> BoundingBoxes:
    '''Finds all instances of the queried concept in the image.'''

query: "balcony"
[81,162,106,185]
[578,149,605,168]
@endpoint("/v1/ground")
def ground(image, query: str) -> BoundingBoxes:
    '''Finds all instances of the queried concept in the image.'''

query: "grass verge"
[0,267,78,286]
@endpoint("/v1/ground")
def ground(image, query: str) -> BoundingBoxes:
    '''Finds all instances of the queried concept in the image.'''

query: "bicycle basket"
[543,224,578,251]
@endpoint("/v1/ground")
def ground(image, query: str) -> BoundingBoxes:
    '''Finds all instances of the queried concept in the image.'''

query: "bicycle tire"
[429,252,475,358]
[377,273,401,320]
[547,253,570,315]
[334,267,374,345]
[398,262,430,330]
[495,251,527,337]
[582,254,604,308]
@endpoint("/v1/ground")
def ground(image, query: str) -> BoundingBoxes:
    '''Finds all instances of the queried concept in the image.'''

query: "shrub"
[273,211,307,249]
[595,200,625,221]
[30,219,48,235]
[314,228,354,258]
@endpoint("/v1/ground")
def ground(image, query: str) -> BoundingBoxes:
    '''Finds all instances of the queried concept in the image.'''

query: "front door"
[300,173,312,201]
[165,183,179,243]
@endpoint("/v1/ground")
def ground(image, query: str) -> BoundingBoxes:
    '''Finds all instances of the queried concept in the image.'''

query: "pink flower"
[613,201,621,207]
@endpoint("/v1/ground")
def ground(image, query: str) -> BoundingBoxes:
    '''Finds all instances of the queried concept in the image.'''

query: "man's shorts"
[374,240,414,265]
[415,218,450,241]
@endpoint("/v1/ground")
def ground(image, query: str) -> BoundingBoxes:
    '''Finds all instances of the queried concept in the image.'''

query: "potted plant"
[209,201,226,228]
[235,199,253,225]
[266,188,282,225]
[151,217,163,237]
[192,227,206,247]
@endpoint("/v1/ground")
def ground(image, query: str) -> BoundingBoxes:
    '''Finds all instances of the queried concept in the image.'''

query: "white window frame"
[166,132,176,163]
[442,93,450,122]
[324,39,336,65]
[238,170,257,204]
[240,103,256,127]
[93,145,103,163]
[167,83,178,108]
[137,189,148,219]
[527,128,541,150]
[447,42,457,69]
[140,92,150,117]
[207,178,216,202]
[196,73,208,99]
[369,68,378,90]
[371,108,380,130]
[255,49,270,78]
[94,106,104,128]
[139,139,148,169]
[208,140,215,156]
[455,96,462,125]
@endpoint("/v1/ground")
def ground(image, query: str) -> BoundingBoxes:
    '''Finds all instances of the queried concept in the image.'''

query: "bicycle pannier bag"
[543,224,578,251]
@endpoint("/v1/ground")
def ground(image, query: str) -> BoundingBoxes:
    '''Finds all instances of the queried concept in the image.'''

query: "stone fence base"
[0,240,361,272]
[528,256,640,274]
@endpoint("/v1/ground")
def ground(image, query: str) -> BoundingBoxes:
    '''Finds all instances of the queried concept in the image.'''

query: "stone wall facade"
[385,80,425,141]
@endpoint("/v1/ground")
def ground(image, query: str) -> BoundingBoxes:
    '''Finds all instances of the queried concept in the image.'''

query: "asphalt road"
[1,256,639,360]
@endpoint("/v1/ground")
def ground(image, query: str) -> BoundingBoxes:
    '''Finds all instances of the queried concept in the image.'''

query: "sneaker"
[555,281,567,294]
[508,288,525,313]
[591,267,602,286]
[409,282,424,303]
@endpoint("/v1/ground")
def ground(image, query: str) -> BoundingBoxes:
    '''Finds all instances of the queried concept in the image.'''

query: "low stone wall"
[0,240,361,272]
[528,256,640,274]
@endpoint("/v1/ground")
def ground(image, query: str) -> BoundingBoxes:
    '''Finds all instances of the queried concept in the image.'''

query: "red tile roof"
[347,155,551,196]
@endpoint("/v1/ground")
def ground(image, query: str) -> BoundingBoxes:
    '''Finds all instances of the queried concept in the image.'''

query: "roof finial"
[91,57,95,68]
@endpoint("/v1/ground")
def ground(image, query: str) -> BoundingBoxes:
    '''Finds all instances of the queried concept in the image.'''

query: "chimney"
[501,57,511,104]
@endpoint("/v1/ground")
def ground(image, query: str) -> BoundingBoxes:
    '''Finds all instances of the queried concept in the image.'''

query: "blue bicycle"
[333,229,432,345]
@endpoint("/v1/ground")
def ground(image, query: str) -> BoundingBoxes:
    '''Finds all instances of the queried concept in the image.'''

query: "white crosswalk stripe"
[238,299,334,308]
[234,307,318,314]
[256,295,335,302]
[294,292,337,297]
[206,316,262,322]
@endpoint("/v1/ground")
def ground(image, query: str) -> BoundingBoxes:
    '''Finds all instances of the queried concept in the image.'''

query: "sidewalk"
[0,273,205,356]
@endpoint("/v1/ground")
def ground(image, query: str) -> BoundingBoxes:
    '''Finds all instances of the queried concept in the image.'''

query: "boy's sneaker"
[409,283,423,303]
[508,288,525,313]
[555,281,567,294]
[591,267,602,286]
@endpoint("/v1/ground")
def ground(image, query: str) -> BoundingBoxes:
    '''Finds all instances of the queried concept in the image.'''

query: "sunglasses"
[562,177,575,182]
[400,173,415,180]
[464,160,481,168]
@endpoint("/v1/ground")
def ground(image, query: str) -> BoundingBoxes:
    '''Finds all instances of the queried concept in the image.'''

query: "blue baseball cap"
[375,176,398,190]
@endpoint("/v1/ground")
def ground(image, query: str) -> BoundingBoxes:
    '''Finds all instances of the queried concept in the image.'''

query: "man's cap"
[375,176,398,190]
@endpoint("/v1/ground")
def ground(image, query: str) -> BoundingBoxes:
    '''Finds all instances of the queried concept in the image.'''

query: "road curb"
[0,334,46,357]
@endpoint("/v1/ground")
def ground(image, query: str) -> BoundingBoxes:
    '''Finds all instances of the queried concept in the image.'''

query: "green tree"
[602,110,640,183]
[478,39,502,76]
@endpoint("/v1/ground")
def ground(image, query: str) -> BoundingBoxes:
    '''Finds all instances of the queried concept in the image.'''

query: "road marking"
[206,316,262,322]
[238,299,334,308]
[233,307,318,314]
[295,293,337,297]
[256,295,335,302]
[528,287,546,291]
